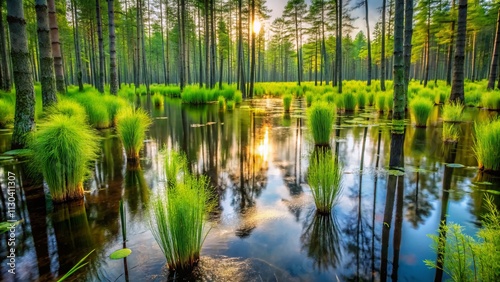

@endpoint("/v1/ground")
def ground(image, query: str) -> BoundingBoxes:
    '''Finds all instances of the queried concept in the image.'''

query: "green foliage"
[473,119,500,172]
[367,92,375,106]
[305,91,314,107]
[307,102,335,146]
[464,90,482,107]
[0,99,14,128]
[149,165,212,272]
[434,89,448,105]
[103,95,128,126]
[385,92,394,112]
[283,94,293,112]
[424,196,500,282]
[218,96,226,111]
[164,149,188,189]
[357,91,366,109]
[410,97,434,127]
[116,108,152,160]
[57,249,95,282]
[234,91,243,104]
[29,115,99,203]
[152,94,164,108]
[482,91,500,110]
[49,99,87,121]
[181,87,209,104]
[323,92,336,104]
[442,102,464,122]
[227,100,235,111]
[376,93,386,112]
[109,248,132,260]
[74,94,112,129]
[343,92,357,111]
[307,149,343,214]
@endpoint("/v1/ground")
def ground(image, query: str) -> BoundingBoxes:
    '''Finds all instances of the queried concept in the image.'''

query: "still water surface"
[0,98,499,281]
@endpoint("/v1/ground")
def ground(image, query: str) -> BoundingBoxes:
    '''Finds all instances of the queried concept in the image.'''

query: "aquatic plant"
[234,90,243,104]
[74,94,112,129]
[57,249,95,282]
[305,91,314,107]
[464,90,482,107]
[376,93,386,112]
[424,196,500,282]
[149,173,212,272]
[227,100,235,111]
[116,108,152,161]
[442,123,460,143]
[323,92,336,104]
[357,91,366,109]
[307,149,343,214]
[482,91,500,111]
[181,87,209,104]
[283,94,293,112]
[103,95,128,126]
[385,92,394,112]
[218,96,226,111]
[0,99,14,128]
[442,102,464,122]
[164,149,188,189]
[48,99,87,122]
[343,92,357,111]
[434,90,448,105]
[152,94,164,108]
[410,97,434,127]
[367,91,375,106]
[30,115,99,203]
[473,119,500,172]
[307,102,335,146]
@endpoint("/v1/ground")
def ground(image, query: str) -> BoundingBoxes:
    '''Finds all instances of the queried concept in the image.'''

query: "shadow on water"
[1,98,500,281]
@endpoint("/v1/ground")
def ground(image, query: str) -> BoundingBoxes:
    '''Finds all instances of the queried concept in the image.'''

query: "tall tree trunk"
[393,0,405,122]
[337,0,343,93]
[364,0,372,86]
[96,0,105,93]
[449,0,467,103]
[197,5,203,88]
[423,7,431,87]
[0,0,11,91]
[140,0,149,94]
[179,0,186,91]
[487,9,500,90]
[249,0,256,98]
[381,0,387,91]
[403,0,413,99]
[471,31,477,81]
[237,0,246,97]
[72,0,83,91]
[294,8,301,86]
[204,0,209,87]
[36,0,57,109]
[210,0,216,88]
[7,0,36,149]
[446,20,455,86]
[108,0,118,95]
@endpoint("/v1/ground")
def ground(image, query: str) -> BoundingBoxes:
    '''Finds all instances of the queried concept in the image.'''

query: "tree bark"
[393,0,405,122]
[7,0,36,149]
[107,0,118,94]
[381,0,387,91]
[96,0,105,93]
[0,0,11,91]
[36,0,57,109]
[72,0,83,91]
[403,0,414,99]
[449,0,467,103]
[364,0,372,86]
[337,0,343,93]
[249,0,256,98]
[237,0,246,97]
[487,9,500,90]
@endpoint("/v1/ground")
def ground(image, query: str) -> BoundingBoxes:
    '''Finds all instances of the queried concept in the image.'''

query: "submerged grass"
[307,102,335,146]
[473,119,500,172]
[164,149,188,189]
[153,94,164,108]
[234,91,243,104]
[410,97,434,127]
[116,108,152,161]
[29,115,99,203]
[307,149,343,214]
[218,96,226,111]
[442,123,461,143]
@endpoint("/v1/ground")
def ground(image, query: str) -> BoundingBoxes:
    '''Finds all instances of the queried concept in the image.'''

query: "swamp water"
[0,98,499,281]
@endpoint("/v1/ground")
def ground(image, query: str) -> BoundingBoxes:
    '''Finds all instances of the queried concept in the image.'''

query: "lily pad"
[446,163,465,168]
[109,248,132,260]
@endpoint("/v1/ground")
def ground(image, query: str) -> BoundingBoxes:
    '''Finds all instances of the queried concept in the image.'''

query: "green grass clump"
[283,94,293,112]
[234,91,243,104]
[164,149,188,189]
[376,93,386,112]
[307,102,335,146]
[464,90,482,107]
[417,88,435,101]
[29,115,99,203]
[305,91,314,107]
[357,91,366,109]
[48,100,87,122]
[442,102,464,122]
[434,90,448,105]
[149,168,212,272]
[442,123,461,143]
[424,196,500,282]
[181,87,209,104]
[473,119,500,172]
[307,149,343,214]
[482,91,500,110]
[116,108,152,161]
[385,92,394,112]
[343,92,357,111]
[218,96,226,111]
[226,100,235,111]
[153,94,164,108]
[367,92,375,106]
[74,94,112,129]
[410,97,434,127]
[323,92,336,104]
[0,99,14,128]
[103,95,128,126]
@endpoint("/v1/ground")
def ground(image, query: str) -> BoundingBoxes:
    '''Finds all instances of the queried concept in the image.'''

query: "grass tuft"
[218,96,226,111]
[307,102,335,146]
[283,94,293,112]
[410,97,434,127]
[153,94,164,108]
[442,102,464,122]
[29,115,99,203]
[343,92,357,111]
[442,123,460,143]
[307,149,343,214]
[116,107,152,161]
[0,99,15,128]
[234,91,243,104]
[473,119,500,172]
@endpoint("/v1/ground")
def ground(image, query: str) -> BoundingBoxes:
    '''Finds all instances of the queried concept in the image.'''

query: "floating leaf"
[388,169,405,176]
[109,248,132,260]
[446,163,465,168]
[473,181,493,186]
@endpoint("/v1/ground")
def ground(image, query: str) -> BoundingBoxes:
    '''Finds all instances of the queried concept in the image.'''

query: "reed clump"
[442,102,464,122]
[0,99,14,128]
[343,92,357,111]
[283,94,293,113]
[307,102,335,146]
[29,115,99,203]
[307,149,343,214]
[218,96,226,111]
[473,119,500,172]
[116,108,152,161]
[153,94,164,108]
[410,97,434,127]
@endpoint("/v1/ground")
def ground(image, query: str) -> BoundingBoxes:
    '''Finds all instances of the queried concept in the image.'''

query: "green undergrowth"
[473,119,500,172]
